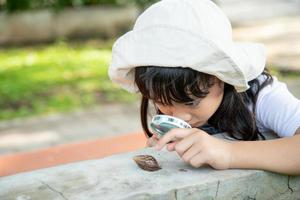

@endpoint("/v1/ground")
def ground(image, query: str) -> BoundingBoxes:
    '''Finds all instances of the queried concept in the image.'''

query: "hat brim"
[109,26,265,93]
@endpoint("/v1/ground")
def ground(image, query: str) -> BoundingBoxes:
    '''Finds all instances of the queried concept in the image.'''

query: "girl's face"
[154,79,224,128]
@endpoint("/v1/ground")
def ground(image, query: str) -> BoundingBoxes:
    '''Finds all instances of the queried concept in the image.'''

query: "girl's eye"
[184,100,200,107]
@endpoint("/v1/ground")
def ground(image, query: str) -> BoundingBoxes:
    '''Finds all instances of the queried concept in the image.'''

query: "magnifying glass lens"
[150,115,191,138]
[150,122,178,136]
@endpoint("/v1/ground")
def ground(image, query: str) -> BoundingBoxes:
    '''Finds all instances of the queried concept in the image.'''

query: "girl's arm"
[231,127,300,175]
[155,128,300,175]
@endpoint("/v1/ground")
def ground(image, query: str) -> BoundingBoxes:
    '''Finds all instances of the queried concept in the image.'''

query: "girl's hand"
[146,133,159,147]
[154,128,233,170]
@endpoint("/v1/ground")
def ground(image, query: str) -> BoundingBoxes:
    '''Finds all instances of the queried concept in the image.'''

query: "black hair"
[134,66,273,141]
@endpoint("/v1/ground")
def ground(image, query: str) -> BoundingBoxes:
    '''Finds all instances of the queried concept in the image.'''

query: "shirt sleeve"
[255,77,300,137]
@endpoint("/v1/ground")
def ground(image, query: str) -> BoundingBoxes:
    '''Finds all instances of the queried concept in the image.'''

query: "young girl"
[109,0,300,175]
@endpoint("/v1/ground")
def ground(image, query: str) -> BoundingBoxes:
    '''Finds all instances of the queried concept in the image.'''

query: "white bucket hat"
[108,0,266,93]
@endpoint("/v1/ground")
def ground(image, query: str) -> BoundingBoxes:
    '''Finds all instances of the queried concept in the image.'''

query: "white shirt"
[255,76,300,137]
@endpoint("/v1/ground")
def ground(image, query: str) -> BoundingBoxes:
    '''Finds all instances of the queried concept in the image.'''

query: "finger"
[146,137,159,147]
[150,138,159,147]
[175,133,200,156]
[189,152,208,168]
[149,133,158,139]
[181,143,201,163]
[152,133,158,138]
[155,128,197,150]
[167,130,204,152]
[166,141,178,151]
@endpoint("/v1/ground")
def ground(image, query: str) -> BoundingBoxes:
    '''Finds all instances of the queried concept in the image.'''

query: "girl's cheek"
[156,106,172,115]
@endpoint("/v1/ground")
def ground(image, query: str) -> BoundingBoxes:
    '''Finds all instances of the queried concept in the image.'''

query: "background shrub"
[0,0,160,12]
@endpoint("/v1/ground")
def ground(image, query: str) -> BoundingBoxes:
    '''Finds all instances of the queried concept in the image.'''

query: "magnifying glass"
[150,115,191,138]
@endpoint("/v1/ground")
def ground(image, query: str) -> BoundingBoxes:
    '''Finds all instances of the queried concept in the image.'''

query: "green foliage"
[0,40,138,120]
[1,0,159,12]
[4,0,31,12]
[134,0,159,9]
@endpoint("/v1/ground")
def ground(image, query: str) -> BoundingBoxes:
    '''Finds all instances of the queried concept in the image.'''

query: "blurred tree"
[55,0,74,7]
[0,0,218,12]
[1,0,163,12]
[134,0,159,9]
[5,0,31,12]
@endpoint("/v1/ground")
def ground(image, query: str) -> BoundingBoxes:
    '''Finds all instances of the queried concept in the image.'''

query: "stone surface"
[0,134,300,200]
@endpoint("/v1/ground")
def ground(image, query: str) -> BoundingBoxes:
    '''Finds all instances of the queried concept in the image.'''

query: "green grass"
[0,40,139,121]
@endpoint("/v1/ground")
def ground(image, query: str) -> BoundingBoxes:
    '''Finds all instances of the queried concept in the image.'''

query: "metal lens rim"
[151,115,191,129]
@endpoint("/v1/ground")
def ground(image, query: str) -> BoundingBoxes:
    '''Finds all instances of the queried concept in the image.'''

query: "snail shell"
[133,155,161,171]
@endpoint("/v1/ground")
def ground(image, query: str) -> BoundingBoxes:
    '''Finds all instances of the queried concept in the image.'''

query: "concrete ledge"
[1,134,299,200]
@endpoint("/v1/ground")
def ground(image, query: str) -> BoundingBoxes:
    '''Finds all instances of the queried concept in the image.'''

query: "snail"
[133,155,161,171]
